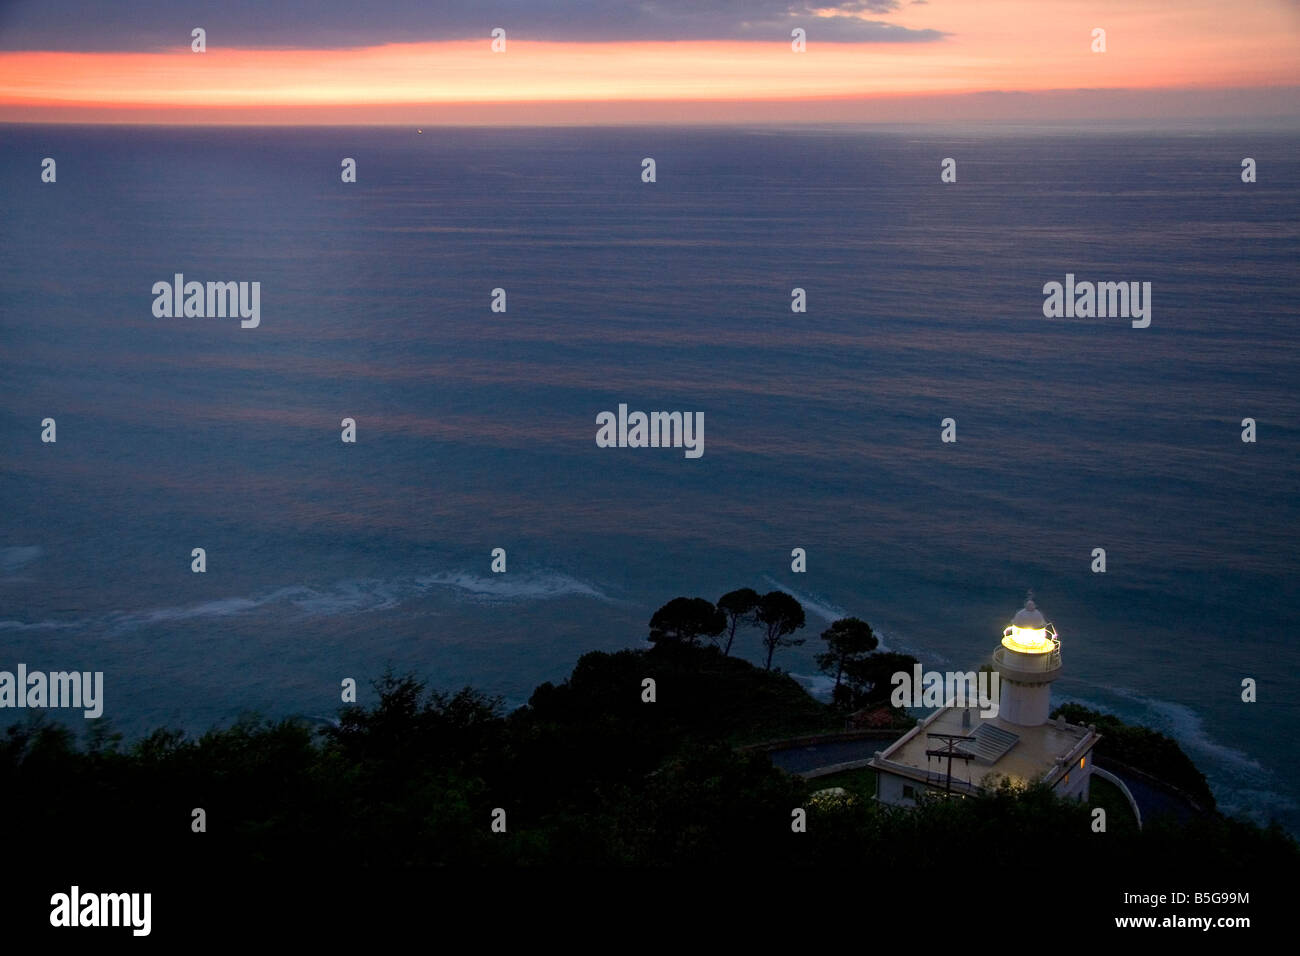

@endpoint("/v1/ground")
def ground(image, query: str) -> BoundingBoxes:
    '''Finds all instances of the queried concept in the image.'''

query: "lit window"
[1079,756,1086,769]
[1063,772,1070,785]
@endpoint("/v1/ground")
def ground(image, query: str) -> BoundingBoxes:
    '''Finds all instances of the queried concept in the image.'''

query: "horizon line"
[6,118,1300,130]
[5,85,1297,128]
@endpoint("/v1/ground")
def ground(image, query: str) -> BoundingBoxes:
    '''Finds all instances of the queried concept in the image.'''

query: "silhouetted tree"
[756,591,806,670]
[842,651,919,709]
[815,617,878,708]
[717,588,760,656]
[2,646,1293,874]
[648,597,726,647]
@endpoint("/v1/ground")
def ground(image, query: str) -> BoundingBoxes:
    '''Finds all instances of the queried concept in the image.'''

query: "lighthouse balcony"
[993,644,1062,683]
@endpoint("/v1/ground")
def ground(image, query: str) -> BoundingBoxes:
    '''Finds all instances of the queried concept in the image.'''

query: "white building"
[869,594,1100,806]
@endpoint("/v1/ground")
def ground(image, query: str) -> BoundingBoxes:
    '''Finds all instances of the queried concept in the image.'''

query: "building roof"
[869,704,1099,793]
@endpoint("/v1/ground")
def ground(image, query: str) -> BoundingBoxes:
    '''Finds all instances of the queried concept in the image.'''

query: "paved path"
[766,739,885,774]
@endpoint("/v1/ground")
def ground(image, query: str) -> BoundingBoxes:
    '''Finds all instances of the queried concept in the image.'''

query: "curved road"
[1100,763,1201,826]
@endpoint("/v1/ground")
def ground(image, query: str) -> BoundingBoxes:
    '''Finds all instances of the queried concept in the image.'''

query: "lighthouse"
[993,593,1062,727]
[869,591,1100,807]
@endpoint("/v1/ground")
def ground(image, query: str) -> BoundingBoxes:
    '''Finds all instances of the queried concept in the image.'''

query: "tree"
[755,591,806,670]
[716,588,760,656]
[648,597,726,647]
[815,617,878,708]
[841,652,919,710]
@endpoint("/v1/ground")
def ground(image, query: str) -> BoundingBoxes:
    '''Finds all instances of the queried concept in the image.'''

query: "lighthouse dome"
[1012,598,1047,629]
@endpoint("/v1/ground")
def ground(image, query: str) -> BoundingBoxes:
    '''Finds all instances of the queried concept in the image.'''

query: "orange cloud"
[0,1,1296,122]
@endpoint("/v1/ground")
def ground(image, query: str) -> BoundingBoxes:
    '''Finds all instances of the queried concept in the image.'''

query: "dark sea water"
[2,125,1298,832]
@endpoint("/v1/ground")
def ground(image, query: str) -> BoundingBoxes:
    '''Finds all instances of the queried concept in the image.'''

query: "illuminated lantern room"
[1001,596,1058,654]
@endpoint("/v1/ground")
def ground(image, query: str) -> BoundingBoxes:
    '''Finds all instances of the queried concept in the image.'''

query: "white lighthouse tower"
[869,591,1101,806]
[993,592,1063,727]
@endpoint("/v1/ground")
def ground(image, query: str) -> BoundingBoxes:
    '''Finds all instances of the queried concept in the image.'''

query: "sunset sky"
[1,0,1297,124]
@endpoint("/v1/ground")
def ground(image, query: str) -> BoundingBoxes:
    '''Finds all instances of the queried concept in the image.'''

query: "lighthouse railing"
[993,643,1062,675]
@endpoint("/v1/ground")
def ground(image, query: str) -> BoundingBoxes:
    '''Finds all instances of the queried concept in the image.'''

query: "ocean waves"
[0,567,614,637]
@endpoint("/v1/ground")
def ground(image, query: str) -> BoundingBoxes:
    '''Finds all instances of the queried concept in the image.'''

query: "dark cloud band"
[0,0,945,52]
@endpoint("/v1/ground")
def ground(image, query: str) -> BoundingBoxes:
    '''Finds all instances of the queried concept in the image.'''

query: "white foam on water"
[756,575,924,657]
[106,586,318,632]
[1104,685,1264,774]
[0,565,613,638]
[1055,684,1290,827]
[760,575,847,625]
[414,570,610,603]
[0,618,81,633]
[290,580,406,615]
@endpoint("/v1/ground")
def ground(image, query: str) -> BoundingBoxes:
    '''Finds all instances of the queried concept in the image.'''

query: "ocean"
[2,124,1298,832]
